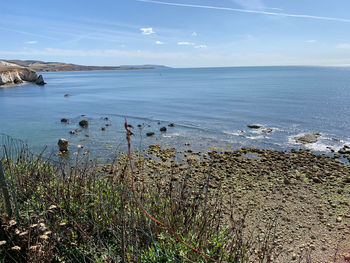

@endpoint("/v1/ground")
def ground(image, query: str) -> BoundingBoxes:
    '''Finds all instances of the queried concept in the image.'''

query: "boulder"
[160,127,167,132]
[64,94,71,97]
[35,75,46,85]
[168,123,175,127]
[61,118,68,123]
[295,133,321,144]
[58,138,69,152]
[262,128,273,133]
[338,145,350,154]
[146,132,155,137]
[79,119,89,128]
[247,124,263,129]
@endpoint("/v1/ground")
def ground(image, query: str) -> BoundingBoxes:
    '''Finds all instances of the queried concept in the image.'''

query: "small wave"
[288,133,350,152]
[246,135,265,140]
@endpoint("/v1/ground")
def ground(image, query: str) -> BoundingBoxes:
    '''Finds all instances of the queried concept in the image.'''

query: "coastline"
[1,134,349,262]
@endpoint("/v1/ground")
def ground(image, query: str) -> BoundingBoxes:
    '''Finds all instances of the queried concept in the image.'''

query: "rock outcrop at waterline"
[0,61,46,86]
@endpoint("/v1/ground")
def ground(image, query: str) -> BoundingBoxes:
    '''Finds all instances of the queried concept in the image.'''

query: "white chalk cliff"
[0,60,45,86]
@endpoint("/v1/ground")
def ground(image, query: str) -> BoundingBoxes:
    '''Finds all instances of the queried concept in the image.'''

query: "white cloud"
[137,0,350,23]
[305,40,317,43]
[336,43,350,49]
[178,41,194,46]
[25,41,38,44]
[155,40,164,45]
[140,27,155,35]
[194,45,207,49]
[192,32,197,37]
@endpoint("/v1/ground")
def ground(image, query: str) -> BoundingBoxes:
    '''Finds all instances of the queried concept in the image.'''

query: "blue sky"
[1,0,350,67]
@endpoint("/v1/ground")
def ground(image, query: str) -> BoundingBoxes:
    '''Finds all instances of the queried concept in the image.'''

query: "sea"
[1,66,350,158]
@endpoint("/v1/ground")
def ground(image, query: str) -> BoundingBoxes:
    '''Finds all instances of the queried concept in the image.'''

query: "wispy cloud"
[140,27,155,35]
[155,40,164,45]
[25,40,38,44]
[336,43,350,49]
[231,0,264,10]
[137,0,350,23]
[305,40,317,43]
[178,41,194,45]
[194,45,207,49]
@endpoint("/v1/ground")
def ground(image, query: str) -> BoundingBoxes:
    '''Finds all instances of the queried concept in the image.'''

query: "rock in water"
[247,124,263,129]
[35,75,46,85]
[58,138,69,152]
[262,128,273,133]
[295,133,321,144]
[146,132,155,137]
[160,127,167,132]
[61,118,68,123]
[79,119,89,128]
[338,145,350,154]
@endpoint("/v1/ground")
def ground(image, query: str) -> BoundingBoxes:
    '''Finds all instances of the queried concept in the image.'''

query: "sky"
[1,0,350,68]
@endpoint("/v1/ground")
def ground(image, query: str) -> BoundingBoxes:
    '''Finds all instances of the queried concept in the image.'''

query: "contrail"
[137,0,350,23]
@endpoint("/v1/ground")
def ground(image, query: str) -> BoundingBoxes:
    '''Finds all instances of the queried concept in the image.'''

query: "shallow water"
[1,66,350,157]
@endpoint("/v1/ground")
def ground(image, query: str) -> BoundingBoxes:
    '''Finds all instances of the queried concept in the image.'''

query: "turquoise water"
[1,66,350,156]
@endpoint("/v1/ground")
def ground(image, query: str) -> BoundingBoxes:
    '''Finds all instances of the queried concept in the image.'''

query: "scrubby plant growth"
[0,133,280,263]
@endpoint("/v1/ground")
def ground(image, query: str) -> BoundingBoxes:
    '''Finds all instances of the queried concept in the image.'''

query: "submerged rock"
[160,127,167,132]
[168,123,175,127]
[58,138,69,152]
[295,133,321,144]
[79,119,89,128]
[146,132,155,137]
[61,118,68,123]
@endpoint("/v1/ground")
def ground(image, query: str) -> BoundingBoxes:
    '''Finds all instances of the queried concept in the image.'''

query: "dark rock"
[137,124,142,128]
[35,75,46,85]
[61,118,68,123]
[160,127,167,132]
[64,94,71,97]
[333,154,340,159]
[14,79,23,84]
[157,121,161,125]
[101,127,106,131]
[247,124,263,129]
[58,138,69,152]
[295,133,321,144]
[262,128,273,133]
[104,117,109,120]
[105,123,111,127]
[79,119,89,128]
[338,145,350,154]
[69,130,76,135]
[168,123,175,127]
[146,132,155,137]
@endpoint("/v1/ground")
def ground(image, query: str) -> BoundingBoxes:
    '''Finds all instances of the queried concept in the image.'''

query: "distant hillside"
[4,60,169,72]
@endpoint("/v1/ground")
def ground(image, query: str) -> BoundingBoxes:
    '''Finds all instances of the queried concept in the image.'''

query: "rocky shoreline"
[126,144,350,262]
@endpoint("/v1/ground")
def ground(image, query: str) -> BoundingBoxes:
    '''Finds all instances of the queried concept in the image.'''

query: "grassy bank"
[0,138,349,262]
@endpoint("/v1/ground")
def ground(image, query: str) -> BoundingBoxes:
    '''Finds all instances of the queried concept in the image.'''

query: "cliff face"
[0,61,45,86]
[0,67,39,85]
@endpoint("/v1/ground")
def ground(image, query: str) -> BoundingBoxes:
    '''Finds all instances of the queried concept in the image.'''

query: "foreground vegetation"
[0,144,279,263]
[0,136,349,262]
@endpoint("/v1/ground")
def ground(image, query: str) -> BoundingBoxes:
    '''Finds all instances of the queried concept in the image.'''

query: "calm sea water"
[1,66,350,157]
